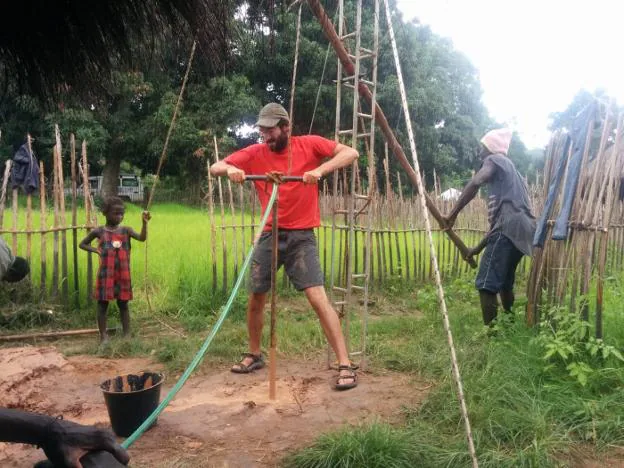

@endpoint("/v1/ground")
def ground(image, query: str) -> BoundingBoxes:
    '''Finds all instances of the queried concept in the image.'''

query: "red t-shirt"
[224,135,337,230]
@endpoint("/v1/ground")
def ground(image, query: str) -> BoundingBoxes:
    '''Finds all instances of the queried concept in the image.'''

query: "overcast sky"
[396,0,623,148]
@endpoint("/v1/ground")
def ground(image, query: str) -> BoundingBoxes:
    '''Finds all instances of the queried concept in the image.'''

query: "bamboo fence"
[526,103,624,337]
[6,115,624,344]
[1,131,98,307]
[2,128,542,309]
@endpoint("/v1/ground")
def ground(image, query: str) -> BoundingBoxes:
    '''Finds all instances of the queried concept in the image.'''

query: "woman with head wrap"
[443,129,536,326]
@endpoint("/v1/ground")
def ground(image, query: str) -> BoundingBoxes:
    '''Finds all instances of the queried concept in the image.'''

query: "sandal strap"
[337,365,357,380]
[233,353,262,370]
[242,352,263,362]
[334,361,359,370]
[335,365,358,390]
[338,375,356,382]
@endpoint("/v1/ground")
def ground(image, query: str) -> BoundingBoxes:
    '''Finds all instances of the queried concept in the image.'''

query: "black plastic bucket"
[34,451,127,468]
[101,371,164,437]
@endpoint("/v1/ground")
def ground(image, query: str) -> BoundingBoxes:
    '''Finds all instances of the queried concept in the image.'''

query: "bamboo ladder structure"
[328,0,379,370]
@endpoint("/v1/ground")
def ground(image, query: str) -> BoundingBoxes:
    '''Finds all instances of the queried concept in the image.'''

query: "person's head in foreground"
[3,256,29,282]
[255,103,291,153]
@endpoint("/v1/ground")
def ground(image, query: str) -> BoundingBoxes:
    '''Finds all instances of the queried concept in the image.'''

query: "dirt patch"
[556,445,624,468]
[0,347,160,467]
[0,347,427,467]
[0,346,68,411]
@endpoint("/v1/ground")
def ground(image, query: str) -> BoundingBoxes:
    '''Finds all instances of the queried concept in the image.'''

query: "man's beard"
[267,133,289,152]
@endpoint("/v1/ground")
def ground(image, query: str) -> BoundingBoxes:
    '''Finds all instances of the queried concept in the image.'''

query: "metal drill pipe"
[244,175,305,182]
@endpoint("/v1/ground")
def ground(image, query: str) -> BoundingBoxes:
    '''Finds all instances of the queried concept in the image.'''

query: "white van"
[76,175,144,202]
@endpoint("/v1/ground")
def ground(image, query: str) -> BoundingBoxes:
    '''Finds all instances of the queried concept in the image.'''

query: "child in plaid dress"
[80,196,150,344]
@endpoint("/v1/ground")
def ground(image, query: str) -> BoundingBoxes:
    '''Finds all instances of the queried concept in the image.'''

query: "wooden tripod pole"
[269,191,279,400]
[306,0,476,268]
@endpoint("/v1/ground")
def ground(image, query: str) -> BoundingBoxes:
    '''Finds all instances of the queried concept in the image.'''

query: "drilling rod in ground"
[306,0,476,268]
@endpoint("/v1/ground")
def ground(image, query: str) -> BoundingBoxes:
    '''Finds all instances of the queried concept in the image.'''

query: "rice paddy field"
[4,199,519,317]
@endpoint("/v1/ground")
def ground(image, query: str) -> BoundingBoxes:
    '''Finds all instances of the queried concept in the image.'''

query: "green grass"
[283,423,422,468]
[4,200,624,466]
[284,278,624,467]
[3,202,248,324]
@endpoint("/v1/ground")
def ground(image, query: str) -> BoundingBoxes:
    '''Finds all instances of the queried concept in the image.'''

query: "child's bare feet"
[99,336,110,350]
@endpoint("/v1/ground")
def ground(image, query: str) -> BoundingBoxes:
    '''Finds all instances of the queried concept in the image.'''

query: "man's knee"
[303,285,330,307]
[248,292,267,312]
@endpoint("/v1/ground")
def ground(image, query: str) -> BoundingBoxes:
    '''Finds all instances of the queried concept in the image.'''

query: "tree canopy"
[0,0,257,102]
[0,0,541,198]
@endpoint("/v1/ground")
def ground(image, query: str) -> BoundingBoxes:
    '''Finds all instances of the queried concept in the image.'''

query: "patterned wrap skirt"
[95,228,132,301]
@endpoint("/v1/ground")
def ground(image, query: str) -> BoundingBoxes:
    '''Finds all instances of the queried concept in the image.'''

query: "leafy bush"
[533,305,624,386]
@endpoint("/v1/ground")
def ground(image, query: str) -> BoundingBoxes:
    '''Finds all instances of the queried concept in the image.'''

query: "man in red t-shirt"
[210,103,359,390]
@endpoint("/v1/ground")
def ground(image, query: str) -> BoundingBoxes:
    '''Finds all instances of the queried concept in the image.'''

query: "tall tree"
[2,0,538,197]
[0,0,271,197]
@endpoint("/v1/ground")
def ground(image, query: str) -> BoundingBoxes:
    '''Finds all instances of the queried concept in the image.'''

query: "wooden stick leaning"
[142,40,197,312]
[397,173,411,280]
[594,113,623,338]
[214,138,228,292]
[206,160,218,294]
[269,193,279,400]
[380,0,479,465]
[577,112,610,322]
[70,134,80,307]
[80,142,94,303]
[0,160,11,229]
[39,161,47,295]
[51,140,60,297]
[551,136,579,305]
[244,175,304,397]
[526,133,566,324]
[55,125,69,302]
[145,40,197,210]
[307,0,476,268]
[25,135,34,264]
[225,164,238,276]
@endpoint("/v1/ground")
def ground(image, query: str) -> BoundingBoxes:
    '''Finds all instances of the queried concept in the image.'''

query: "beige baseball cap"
[255,103,290,128]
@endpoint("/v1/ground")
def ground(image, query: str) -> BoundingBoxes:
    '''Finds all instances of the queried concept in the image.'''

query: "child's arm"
[79,228,103,255]
[128,211,151,242]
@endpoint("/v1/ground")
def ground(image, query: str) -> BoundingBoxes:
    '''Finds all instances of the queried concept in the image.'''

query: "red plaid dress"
[95,227,133,301]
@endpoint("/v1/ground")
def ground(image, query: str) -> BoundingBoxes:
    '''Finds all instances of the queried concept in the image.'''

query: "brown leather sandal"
[231,353,265,374]
[334,365,357,390]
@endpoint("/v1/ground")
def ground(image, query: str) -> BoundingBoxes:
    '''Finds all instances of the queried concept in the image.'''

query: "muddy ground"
[0,346,428,467]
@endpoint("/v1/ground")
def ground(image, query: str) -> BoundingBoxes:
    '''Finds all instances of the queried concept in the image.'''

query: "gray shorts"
[250,229,324,294]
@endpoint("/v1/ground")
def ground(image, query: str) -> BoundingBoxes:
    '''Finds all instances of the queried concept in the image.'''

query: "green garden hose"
[122,184,278,449]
